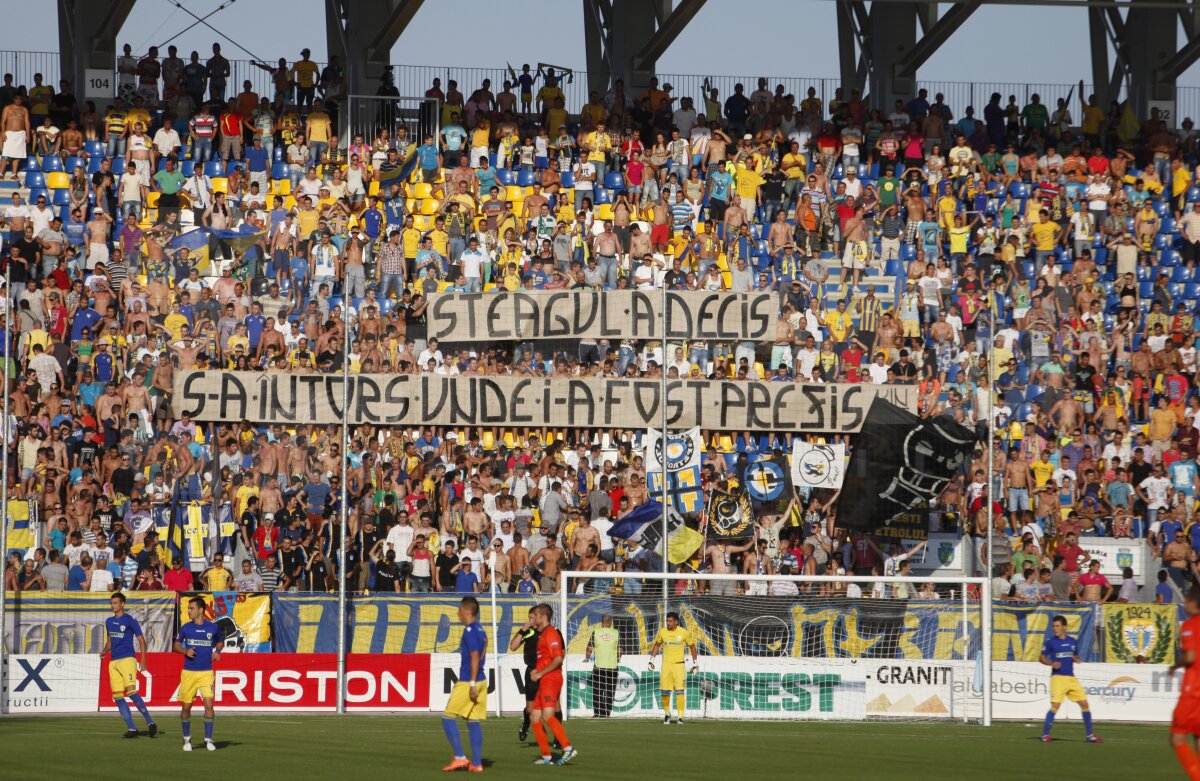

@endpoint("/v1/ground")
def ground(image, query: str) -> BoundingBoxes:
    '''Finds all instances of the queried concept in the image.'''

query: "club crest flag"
[706,490,754,540]
[645,427,703,514]
[791,442,846,490]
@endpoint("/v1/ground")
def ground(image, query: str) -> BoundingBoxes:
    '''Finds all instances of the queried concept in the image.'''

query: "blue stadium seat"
[1124,216,1136,232]
[271,162,289,180]
[593,187,612,204]
[84,140,105,157]
[204,161,224,177]
[87,157,103,173]
[272,146,283,162]
[180,161,196,177]
[1160,216,1177,234]
[885,259,903,276]
[495,169,516,186]
[1161,250,1181,266]
[1174,266,1195,282]
[559,171,574,188]
[1014,366,1030,385]
[516,169,537,187]
[110,157,125,174]
[23,155,39,171]
[1185,282,1200,298]
[1137,266,1153,281]
[1153,200,1171,217]
[40,156,62,172]
[1190,186,1200,203]
[64,156,84,173]
[1138,281,1154,297]
[1020,261,1035,279]
[1009,182,1030,198]
[52,189,71,206]
[1155,234,1175,251]
[604,171,624,190]
[900,243,916,261]
[1170,283,1186,299]
[23,171,44,188]
[27,187,48,203]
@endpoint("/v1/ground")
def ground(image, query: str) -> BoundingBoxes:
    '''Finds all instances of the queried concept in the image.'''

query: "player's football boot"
[1085,735,1104,744]
[531,757,555,765]
[123,729,138,738]
[205,739,216,751]
[556,747,578,765]
[1039,736,1052,743]
[182,740,193,751]
[467,765,483,773]
[662,714,671,724]
[148,723,158,738]
[518,726,529,742]
[442,758,470,772]
[676,717,686,725]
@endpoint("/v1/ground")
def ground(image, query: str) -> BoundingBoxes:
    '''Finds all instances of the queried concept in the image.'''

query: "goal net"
[558,570,991,724]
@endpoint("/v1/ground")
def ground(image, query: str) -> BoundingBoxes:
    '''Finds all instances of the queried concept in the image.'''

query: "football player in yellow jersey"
[649,612,698,724]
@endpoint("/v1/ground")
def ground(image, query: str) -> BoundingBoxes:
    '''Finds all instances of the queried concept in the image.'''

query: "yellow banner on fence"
[182,592,272,652]
[1102,603,1176,663]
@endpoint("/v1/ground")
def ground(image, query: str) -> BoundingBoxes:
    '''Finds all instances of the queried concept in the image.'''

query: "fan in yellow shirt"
[649,612,698,724]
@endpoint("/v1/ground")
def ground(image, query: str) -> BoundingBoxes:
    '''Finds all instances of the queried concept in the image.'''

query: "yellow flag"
[668,525,705,565]
[1117,101,1140,142]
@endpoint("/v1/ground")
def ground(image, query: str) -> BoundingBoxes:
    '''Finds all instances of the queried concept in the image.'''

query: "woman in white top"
[296,166,324,199]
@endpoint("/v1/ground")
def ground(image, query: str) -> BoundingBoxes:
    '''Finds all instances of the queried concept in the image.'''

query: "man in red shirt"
[253,514,279,563]
[1171,587,1200,779]
[528,604,576,765]
[218,100,243,162]
[163,556,194,591]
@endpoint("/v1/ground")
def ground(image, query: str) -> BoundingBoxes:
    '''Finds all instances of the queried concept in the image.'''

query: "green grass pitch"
[0,716,1177,779]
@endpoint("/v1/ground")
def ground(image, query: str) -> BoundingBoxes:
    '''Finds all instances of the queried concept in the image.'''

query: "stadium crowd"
[0,47,1197,606]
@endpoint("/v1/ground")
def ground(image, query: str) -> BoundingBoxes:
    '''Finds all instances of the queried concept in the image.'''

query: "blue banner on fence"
[270,594,1099,662]
[271,593,541,654]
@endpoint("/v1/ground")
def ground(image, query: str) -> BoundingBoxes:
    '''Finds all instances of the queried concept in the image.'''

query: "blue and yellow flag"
[5,499,34,551]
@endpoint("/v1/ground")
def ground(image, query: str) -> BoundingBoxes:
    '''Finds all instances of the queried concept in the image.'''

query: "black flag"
[838,398,977,534]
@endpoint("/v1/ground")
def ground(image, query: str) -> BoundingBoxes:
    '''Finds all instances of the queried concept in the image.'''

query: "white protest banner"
[791,442,846,489]
[426,290,776,342]
[174,372,918,432]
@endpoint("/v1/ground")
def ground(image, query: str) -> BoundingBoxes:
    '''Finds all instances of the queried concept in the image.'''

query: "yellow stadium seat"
[753,362,765,379]
[146,192,160,209]
[595,203,614,221]
[695,221,706,234]
[211,177,228,193]
[414,215,432,230]
[481,430,497,450]
[46,172,70,189]
[511,202,525,219]
[413,183,433,199]
[717,435,735,453]
[502,431,518,449]
[284,195,296,210]
[405,198,416,213]
[275,179,291,196]
[483,282,497,292]
[505,185,524,202]
[194,429,205,444]
[420,198,439,215]
[368,180,380,196]
[545,431,555,446]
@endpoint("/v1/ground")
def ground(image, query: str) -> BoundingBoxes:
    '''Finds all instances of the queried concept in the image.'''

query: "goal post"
[558,570,992,725]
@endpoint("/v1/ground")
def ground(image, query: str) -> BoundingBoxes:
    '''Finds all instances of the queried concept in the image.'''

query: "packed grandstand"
[0,47,1195,614]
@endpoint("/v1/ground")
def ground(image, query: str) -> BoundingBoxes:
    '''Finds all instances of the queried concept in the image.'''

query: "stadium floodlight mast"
[557,570,992,724]
[659,277,669,616]
[985,309,995,727]
[0,259,9,716]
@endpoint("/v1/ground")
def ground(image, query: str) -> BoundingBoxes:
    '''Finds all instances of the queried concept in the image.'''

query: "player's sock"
[181,720,191,740]
[660,693,671,714]
[204,719,213,741]
[1081,709,1093,736]
[467,720,484,766]
[521,708,531,732]
[1174,743,1200,781]
[1042,710,1056,737]
[115,698,136,730]
[675,692,686,717]
[441,716,466,759]
[128,693,153,725]
[531,722,551,757]
[545,715,570,749]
